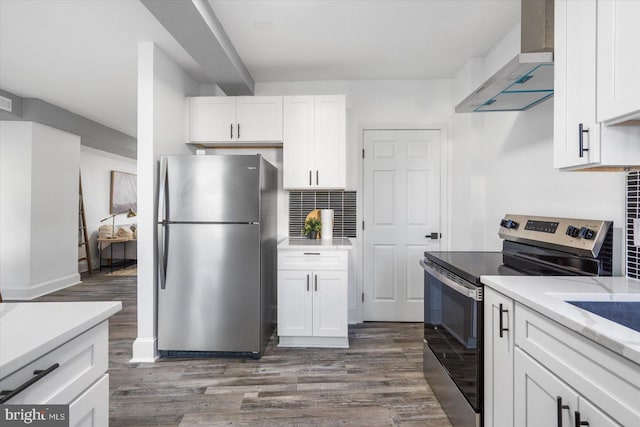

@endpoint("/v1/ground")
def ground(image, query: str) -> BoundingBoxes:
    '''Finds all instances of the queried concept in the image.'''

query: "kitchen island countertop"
[278,237,353,250]
[0,301,122,377]
[480,275,640,365]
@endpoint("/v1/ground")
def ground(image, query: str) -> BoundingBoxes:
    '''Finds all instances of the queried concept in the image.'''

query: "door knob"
[426,233,441,239]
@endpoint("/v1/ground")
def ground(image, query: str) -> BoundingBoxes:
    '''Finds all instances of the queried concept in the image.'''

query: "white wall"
[79,145,137,271]
[450,24,626,273]
[0,121,81,299]
[133,42,198,362]
[256,80,453,322]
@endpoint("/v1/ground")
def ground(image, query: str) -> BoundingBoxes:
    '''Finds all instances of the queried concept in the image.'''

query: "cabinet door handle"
[0,363,59,404]
[578,123,589,158]
[316,170,319,186]
[306,274,310,291]
[237,123,240,139]
[499,303,509,338]
[574,411,589,426]
[556,396,570,427]
[309,170,312,186]
[314,275,318,292]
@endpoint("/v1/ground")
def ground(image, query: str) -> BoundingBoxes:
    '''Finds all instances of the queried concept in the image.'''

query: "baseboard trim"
[1,273,81,300]
[131,337,159,363]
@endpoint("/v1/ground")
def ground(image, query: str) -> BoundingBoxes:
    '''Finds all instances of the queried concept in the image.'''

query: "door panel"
[283,96,314,189]
[313,95,346,188]
[158,223,260,352]
[313,271,348,337]
[236,96,283,142]
[163,155,261,223]
[363,129,441,321]
[277,270,313,337]
[514,348,578,427]
[189,97,235,142]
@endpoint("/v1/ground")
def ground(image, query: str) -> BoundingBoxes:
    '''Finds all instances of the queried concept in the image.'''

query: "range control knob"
[579,227,595,240]
[500,219,519,229]
[566,226,580,237]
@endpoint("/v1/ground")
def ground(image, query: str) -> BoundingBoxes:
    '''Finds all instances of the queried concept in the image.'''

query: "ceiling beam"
[141,0,254,95]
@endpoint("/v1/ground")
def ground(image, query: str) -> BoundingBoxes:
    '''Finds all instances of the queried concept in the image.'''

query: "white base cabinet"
[0,321,111,427]
[483,289,640,427]
[484,288,514,427]
[277,249,349,347]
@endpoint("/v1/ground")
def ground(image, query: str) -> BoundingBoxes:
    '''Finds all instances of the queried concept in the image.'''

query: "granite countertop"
[480,275,640,365]
[0,301,122,377]
[278,237,353,250]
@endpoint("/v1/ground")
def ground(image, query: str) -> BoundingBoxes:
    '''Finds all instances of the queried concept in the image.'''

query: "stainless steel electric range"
[420,214,614,427]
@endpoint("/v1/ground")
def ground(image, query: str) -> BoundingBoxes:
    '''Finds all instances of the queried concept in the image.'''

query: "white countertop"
[480,275,640,365]
[278,237,353,250]
[0,301,122,378]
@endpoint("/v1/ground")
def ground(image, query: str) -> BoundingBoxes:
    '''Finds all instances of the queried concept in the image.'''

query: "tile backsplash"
[289,191,357,238]
[627,172,639,278]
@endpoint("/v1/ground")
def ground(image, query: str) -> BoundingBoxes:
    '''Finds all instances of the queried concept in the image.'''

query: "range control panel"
[498,214,612,257]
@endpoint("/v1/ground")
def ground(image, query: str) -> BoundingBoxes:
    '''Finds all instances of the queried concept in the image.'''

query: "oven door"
[421,259,482,414]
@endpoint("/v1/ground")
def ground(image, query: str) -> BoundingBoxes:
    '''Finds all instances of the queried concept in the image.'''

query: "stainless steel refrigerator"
[157,154,277,358]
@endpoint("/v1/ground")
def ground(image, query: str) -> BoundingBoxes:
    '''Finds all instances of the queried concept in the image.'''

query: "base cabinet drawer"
[69,374,109,427]
[0,321,108,405]
[278,250,348,271]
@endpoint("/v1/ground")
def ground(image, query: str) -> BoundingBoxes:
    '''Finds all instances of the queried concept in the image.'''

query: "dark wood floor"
[36,269,452,426]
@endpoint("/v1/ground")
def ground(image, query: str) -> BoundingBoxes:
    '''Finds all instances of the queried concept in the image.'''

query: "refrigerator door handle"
[158,223,168,289]
[158,157,168,222]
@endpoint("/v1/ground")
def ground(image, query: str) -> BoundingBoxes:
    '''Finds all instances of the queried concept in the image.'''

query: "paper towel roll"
[320,209,334,240]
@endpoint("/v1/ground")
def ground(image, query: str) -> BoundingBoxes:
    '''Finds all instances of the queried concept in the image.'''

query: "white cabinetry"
[597,0,640,123]
[554,0,640,170]
[283,95,346,189]
[277,249,349,347]
[189,96,283,143]
[0,322,110,427]
[484,288,514,427]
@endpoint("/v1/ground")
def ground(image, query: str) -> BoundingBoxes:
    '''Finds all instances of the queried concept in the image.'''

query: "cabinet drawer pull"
[574,411,589,426]
[303,252,321,255]
[499,303,509,338]
[0,363,60,404]
[578,123,589,158]
[556,396,570,427]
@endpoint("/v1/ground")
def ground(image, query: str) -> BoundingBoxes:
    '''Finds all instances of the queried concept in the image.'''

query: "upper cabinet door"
[313,95,346,189]
[189,97,235,142]
[553,0,601,169]
[283,96,314,189]
[597,0,640,123]
[235,96,283,142]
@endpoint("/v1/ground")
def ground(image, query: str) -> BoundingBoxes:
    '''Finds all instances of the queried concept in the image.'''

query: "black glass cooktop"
[424,251,524,285]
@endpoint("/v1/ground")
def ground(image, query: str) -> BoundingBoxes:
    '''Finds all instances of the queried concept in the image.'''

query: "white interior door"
[363,129,441,321]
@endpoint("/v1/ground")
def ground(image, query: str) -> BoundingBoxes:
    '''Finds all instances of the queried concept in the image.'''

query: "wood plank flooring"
[35,269,452,426]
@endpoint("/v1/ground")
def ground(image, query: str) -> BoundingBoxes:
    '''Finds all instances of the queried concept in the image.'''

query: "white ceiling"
[0,0,208,137]
[209,0,521,81]
[0,0,520,140]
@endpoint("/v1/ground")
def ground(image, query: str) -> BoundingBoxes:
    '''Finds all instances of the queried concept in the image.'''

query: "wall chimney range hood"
[456,0,554,113]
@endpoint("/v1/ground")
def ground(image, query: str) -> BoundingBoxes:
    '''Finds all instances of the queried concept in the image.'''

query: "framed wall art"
[110,171,137,214]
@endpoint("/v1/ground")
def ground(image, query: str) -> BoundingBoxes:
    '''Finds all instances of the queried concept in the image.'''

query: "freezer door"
[158,223,261,352]
[162,155,261,223]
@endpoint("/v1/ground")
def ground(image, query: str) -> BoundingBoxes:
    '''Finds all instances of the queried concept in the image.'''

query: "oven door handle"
[420,259,482,301]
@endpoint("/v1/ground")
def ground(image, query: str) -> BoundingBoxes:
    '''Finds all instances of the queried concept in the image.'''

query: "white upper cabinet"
[554,0,640,170]
[283,95,346,189]
[189,96,282,143]
[597,0,640,123]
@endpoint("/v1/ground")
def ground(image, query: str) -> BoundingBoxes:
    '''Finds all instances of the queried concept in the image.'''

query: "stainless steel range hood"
[456,0,554,113]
